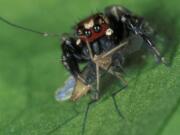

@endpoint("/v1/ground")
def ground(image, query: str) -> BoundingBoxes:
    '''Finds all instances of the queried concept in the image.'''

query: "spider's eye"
[77,29,82,36]
[93,25,101,33]
[84,29,92,37]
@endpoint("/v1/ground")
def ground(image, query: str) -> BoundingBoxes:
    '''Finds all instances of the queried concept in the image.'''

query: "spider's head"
[75,13,113,44]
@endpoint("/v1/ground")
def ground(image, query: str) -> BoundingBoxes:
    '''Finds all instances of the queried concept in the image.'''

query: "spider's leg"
[111,85,128,118]
[121,15,168,65]
[81,100,97,135]
[104,5,167,65]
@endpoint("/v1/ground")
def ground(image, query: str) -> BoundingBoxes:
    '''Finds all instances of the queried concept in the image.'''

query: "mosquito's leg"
[102,41,128,58]
[96,64,100,96]
[81,100,97,135]
[108,68,128,86]
[96,61,128,118]
[85,40,102,100]
[111,85,128,118]
[112,56,126,74]
[108,67,128,118]
[115,71,128,85]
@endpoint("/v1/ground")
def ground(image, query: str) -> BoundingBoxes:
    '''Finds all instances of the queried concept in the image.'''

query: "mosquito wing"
[55,76,76,101]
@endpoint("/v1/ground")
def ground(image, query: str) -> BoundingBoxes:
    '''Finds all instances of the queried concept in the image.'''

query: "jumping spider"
[58,5,166,101]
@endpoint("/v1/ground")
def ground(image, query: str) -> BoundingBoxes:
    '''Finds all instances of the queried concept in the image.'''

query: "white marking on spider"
[84,19,94,29]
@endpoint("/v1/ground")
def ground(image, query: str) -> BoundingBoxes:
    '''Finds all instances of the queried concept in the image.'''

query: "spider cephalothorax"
[75,13,111,43]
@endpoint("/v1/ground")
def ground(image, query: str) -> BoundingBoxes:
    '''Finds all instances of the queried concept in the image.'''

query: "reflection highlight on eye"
[84,29,92,37]
[93,25,101,33]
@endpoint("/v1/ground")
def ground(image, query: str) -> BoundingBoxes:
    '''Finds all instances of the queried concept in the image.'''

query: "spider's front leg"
[105,5,167,65]
[61,34,80,78]
[61,34,93,100]
[122,14,168,65]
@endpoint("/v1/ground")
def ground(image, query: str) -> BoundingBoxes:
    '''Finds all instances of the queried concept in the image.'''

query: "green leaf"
[0,0,179,135]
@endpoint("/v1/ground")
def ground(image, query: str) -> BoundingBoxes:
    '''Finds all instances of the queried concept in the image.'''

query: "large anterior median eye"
[84,29,92,37]
[93,25,101,32]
